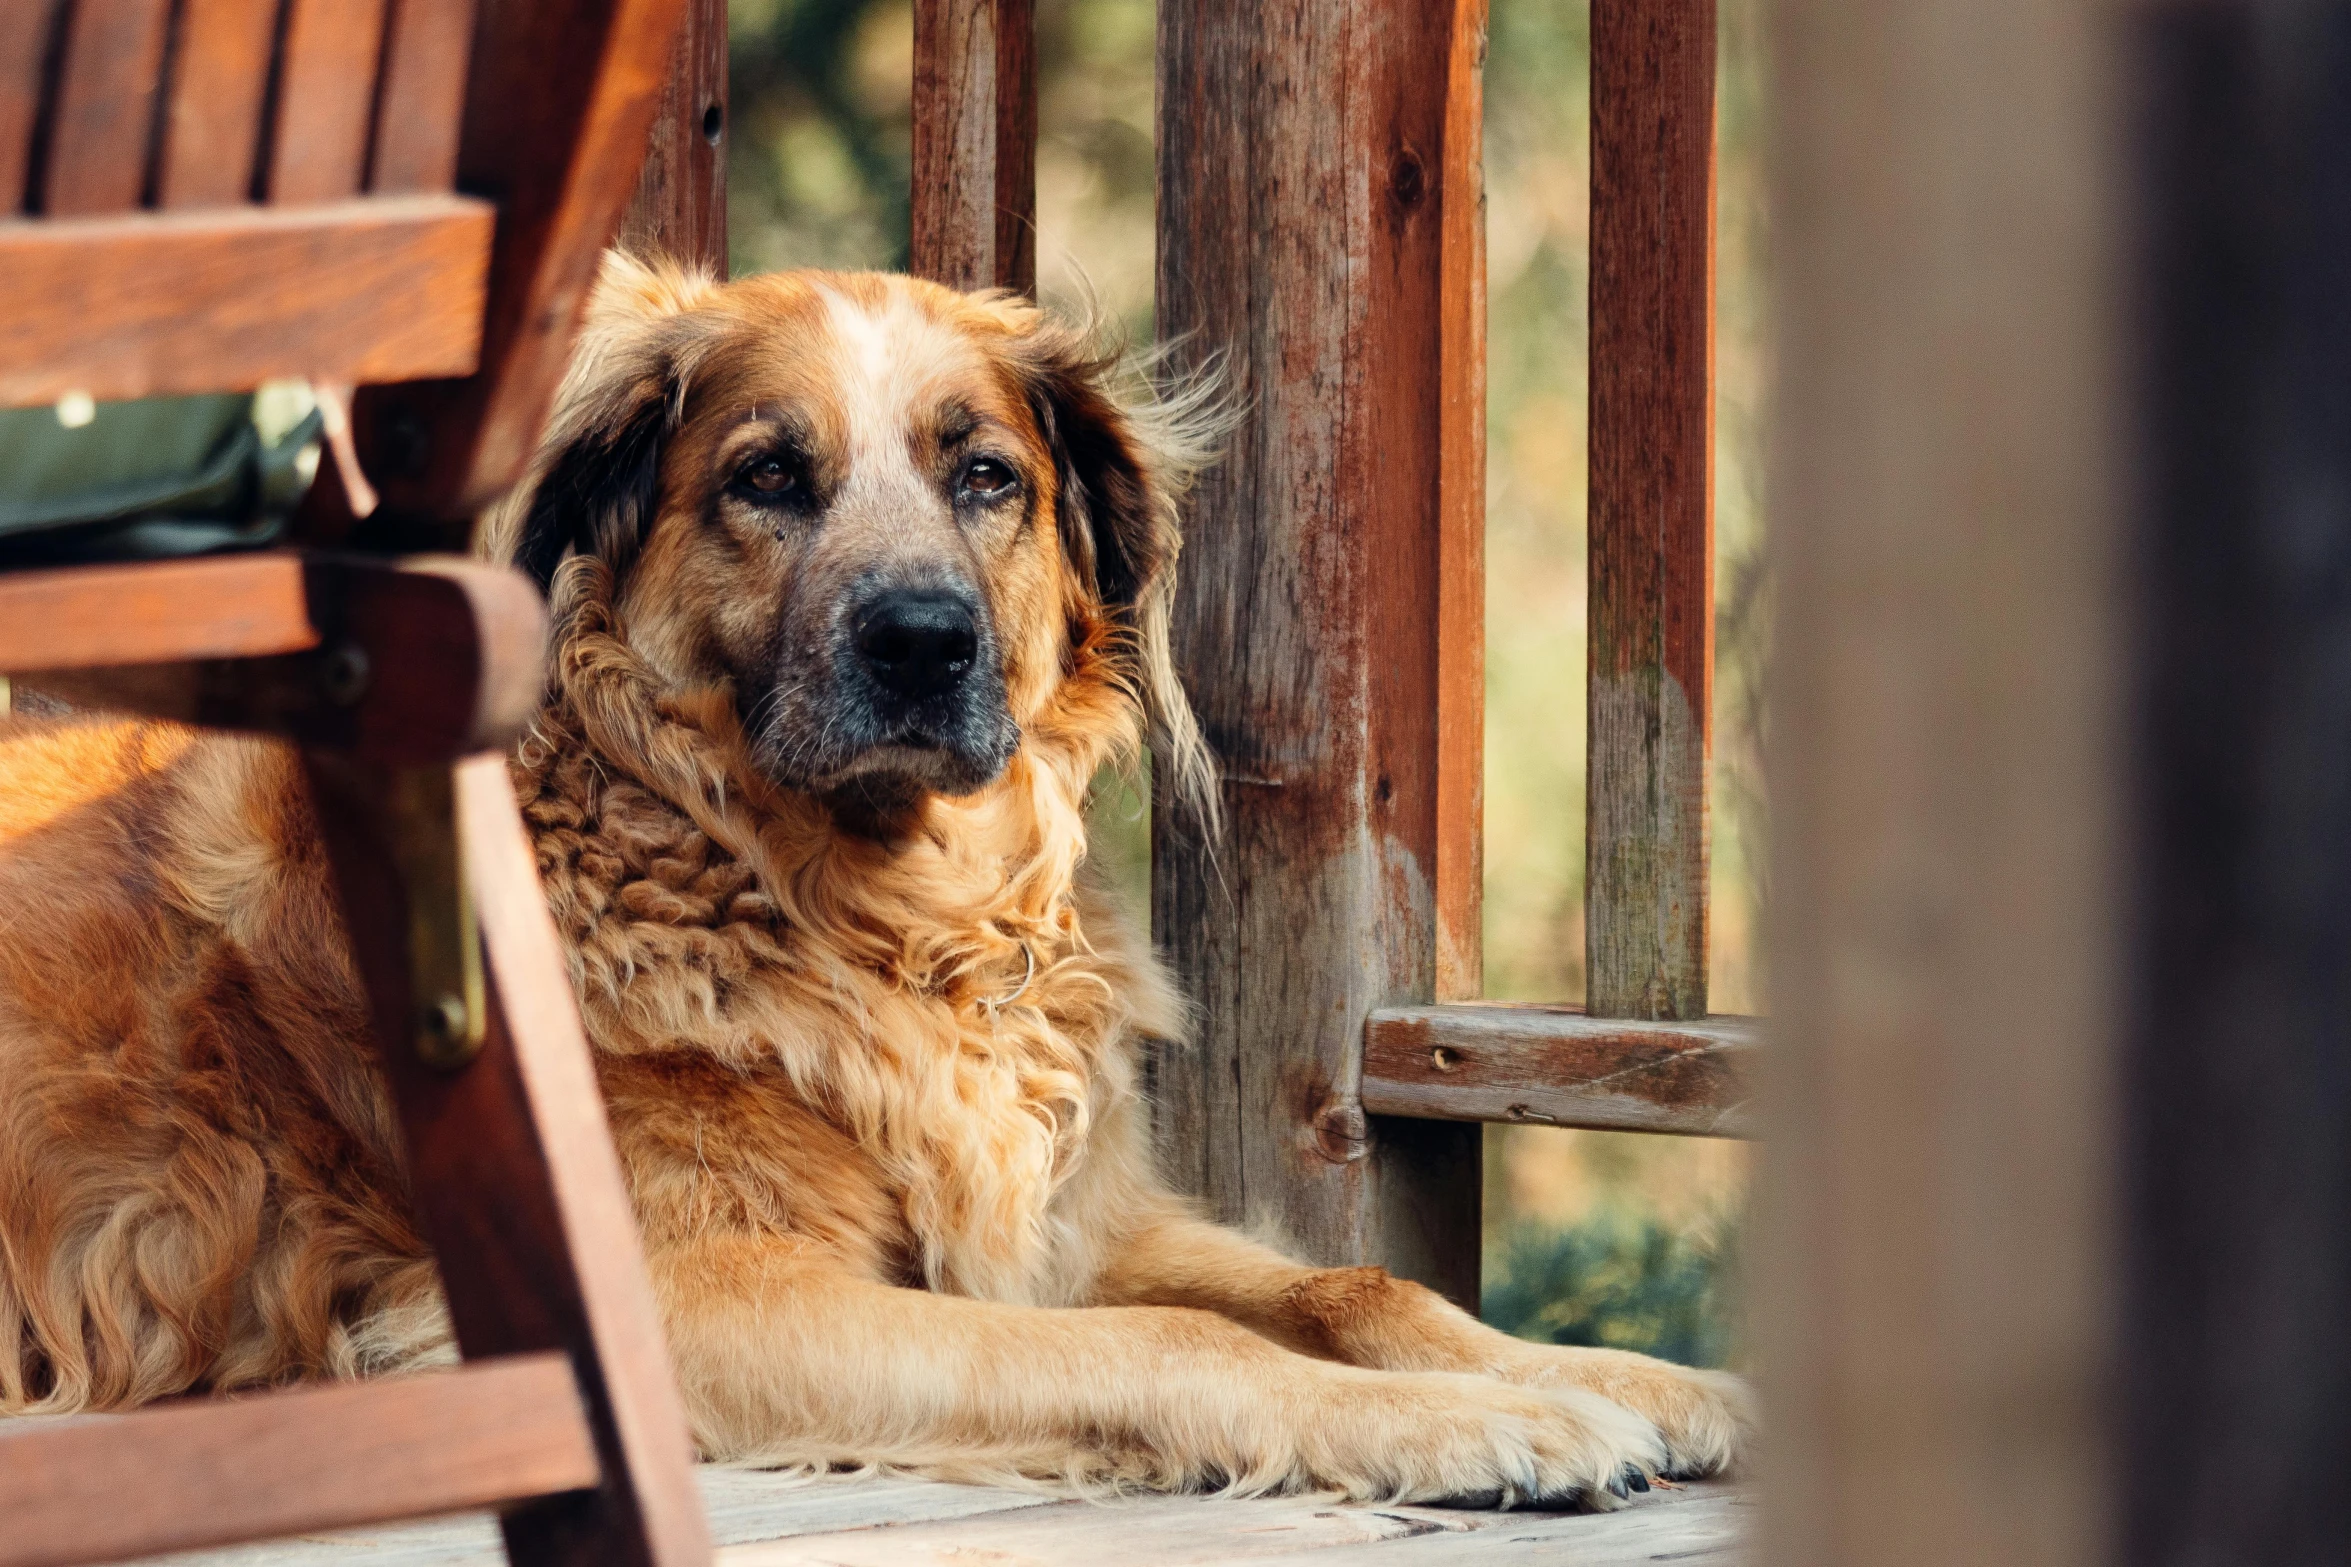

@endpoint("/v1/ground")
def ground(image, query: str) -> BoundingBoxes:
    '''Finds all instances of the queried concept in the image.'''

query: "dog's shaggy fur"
[0,261,1752,1505]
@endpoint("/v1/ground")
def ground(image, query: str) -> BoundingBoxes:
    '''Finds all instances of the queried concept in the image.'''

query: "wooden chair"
[0,5,709,1567]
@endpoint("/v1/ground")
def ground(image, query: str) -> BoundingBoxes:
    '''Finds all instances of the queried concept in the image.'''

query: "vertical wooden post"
[1764,3,2118,1565]
[1585,0,1716,1021]
[2124,6,2351,1557]
[1153,0,1487,1306]
[911,0,1035,294]
[619,0,728,274]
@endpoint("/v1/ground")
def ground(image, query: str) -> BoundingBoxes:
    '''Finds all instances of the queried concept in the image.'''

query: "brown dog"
[0,259,1751,1505]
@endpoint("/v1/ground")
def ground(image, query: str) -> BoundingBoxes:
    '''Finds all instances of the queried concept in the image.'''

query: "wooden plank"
[110,1474,1745,1567]
[1584,0,1716,1021]
[155,0,283,208]
[0,0,59,214]
[718,1494,1495,1567]
[12,557,546,765]
[1434,0,1487,1002]
[2123,8,2351,1559]
[720,1485,1742,1567]
[301,752,711,1567]
[0,1354,598,1567]
[0,553,316,669]
[117,1472,1064,1567]
[0,194,492,406]
[909,0,1034,294]
[1763,1,2117,1564]
[1152,1,1485,1307]
[370,0,480,195]
[617,0,726,272]
[1362,1003,1755,1137]
[266,0,392,204]
[41,0,174,216]
[354,0,690,522]
[1203,1487,1752,1566]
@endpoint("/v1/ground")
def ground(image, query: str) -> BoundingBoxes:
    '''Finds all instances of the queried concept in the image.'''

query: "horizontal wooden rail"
[0,1352,600,1567]
[0,195,493,408]
[0,553,318,669]
[0,553,548,764]
[1361,1002,1757,1138]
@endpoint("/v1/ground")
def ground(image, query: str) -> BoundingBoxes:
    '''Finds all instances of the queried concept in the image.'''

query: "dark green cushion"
[0,389,324,564]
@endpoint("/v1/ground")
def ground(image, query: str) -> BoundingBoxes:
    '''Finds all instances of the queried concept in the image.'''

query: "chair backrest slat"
[156,0,281,209]
[0,4,52,215]
[43,0,175,217]
[370,0,477,195]
[265,0,390,205]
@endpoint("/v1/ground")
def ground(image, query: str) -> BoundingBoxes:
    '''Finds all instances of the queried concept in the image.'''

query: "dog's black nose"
[854,591,980,702]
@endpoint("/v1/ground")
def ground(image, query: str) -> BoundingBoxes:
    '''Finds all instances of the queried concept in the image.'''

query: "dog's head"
[489,257,1220,819]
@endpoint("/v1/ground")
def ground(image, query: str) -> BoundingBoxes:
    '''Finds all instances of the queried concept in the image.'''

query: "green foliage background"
[725,0,1764,1370]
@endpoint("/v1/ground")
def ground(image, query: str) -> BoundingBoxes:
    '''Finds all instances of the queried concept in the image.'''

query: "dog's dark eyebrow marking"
[937,403,981,448]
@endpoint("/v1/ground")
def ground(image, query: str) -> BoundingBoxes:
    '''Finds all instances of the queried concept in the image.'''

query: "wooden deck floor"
[134,1468,1750,1567]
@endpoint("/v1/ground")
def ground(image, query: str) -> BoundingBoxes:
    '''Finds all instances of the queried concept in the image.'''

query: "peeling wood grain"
[1362,1003,1756,1138]
[1585,0,1716,1021]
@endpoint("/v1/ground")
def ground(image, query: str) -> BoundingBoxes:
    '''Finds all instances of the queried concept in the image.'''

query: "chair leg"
[303,753,710,1567]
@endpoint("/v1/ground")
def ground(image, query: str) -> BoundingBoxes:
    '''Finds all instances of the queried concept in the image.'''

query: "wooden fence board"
[910,0,1035,293]
[1152,0,1487,1307]
[1585,0,1716,1021]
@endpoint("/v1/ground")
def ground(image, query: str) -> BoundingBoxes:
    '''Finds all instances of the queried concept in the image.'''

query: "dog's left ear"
[1013,321,1233,821]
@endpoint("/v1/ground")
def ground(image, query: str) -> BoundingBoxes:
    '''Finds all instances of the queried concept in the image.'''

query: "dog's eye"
[960,459,1016,497]
[737,456,799,498]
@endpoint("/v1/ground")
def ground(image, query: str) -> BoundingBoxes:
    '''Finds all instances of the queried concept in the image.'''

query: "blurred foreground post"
[2123,4,2351,1557]
[1765,2,2120,1564]
[1771,1,2351,1563]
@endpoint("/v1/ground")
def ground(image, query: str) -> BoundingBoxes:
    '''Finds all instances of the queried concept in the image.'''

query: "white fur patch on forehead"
[814,282,992,472]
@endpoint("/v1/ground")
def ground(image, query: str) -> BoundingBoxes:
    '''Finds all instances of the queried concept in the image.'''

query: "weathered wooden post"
[1151,0,1489,1303]
[1586,0,1717,1022]
[911,0,1036,294]
[620,0,727,273]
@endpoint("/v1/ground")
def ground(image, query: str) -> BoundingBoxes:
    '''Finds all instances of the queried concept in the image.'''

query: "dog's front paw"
[1293,1369,1668,1509]
[1490,1345,1755,1480]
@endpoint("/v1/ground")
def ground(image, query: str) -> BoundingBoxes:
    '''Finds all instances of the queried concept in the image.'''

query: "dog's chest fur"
[511,682,1167,1309]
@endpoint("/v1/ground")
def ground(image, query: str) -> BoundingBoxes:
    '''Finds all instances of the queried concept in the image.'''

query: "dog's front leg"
[647,1234,1664,1506]
[1089,1213,1753,1480]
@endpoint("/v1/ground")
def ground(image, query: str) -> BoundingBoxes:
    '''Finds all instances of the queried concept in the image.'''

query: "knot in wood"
[1311,1100,1373,1164]
[1389,146,1427,209]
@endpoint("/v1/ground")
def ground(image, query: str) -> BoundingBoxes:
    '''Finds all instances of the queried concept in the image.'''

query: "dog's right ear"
[488,252,720,589]
[509,374,672,590]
